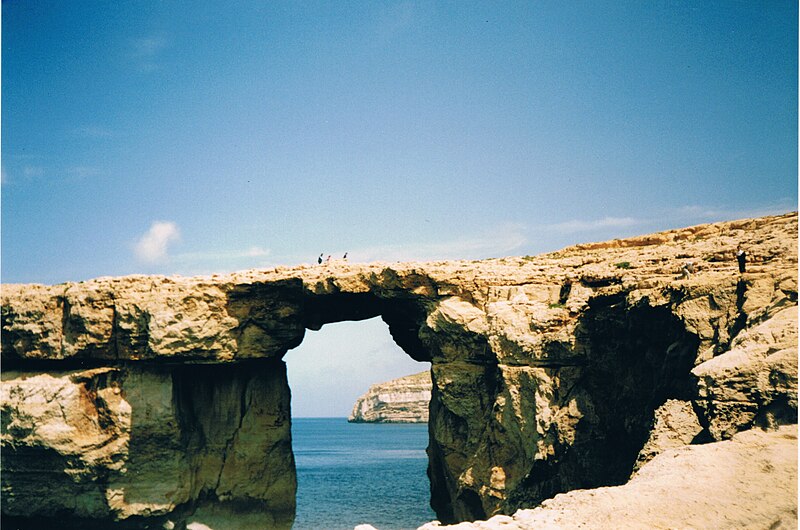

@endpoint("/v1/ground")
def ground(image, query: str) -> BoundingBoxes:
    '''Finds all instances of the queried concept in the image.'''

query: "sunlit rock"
[2,212,797,527]
[349,371,431,423]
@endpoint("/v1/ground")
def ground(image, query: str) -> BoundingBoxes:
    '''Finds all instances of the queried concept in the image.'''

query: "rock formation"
[349,371,431,423]
[2,212,797,529]
[417,425,798,530]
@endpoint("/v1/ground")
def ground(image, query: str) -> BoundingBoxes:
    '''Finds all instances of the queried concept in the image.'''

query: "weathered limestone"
[2,212,797,527]
[1,362,295,529]
[349,371,431,423]
[692,305,798,439]
[418,425,798,530]
[631,399,703,473]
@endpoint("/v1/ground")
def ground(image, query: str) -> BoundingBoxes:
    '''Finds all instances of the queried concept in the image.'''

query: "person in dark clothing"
[736,246,746,273]
[318,253,323,265]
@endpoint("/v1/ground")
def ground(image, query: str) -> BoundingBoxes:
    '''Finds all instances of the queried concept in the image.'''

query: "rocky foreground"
[2,212,797,529]
[349,371,431,423]
[410,426,797,530]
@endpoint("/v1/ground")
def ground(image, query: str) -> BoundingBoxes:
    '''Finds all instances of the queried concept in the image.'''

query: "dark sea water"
[292,418,436,530]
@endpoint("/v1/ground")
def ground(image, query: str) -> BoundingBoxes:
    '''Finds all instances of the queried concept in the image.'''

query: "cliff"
[349,371,431,423]
[2,212,797,529]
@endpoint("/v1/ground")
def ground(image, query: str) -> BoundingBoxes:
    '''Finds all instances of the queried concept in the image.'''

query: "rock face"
[1,362,295,529]
[349,371,431,423]
[418,425,798,530]
[2,212,797,528]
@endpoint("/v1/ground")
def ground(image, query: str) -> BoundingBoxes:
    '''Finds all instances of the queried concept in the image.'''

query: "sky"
[2,2,797,416]
[285,318,426,418]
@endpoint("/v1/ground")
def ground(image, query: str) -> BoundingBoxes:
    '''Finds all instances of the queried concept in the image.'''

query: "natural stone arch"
[1,213,797,528]
[0,271,449,529]
[223,275,436,364]
[222,275,711,524]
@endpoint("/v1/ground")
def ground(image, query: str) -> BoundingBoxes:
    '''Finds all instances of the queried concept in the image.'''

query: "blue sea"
[292,418,436,530]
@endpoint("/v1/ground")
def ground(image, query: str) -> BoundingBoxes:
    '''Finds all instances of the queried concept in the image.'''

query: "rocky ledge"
[349,371,431,423]
[1,212,797,529]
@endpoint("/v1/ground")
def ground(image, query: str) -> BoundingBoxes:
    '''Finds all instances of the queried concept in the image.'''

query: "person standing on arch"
[736,246,747,273]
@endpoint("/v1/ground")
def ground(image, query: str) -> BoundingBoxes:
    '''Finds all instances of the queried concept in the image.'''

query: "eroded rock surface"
[1,362,294,529]
[2,212,797,527]
[349,371,431,423]
[418,425,798,530]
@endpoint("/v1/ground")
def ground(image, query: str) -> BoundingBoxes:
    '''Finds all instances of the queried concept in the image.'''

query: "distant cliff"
[349,371,431,423]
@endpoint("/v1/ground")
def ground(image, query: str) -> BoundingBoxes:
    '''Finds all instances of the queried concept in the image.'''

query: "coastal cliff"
[2,212,797,528]
[349,371,431,423]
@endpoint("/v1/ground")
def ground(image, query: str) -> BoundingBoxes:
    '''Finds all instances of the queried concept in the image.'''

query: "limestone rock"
[349,371,431,423]
[1,362,295,529]
[631,399,703,473]
[2,212,797,527]
[417,425,798,530]
[692,305,798,440]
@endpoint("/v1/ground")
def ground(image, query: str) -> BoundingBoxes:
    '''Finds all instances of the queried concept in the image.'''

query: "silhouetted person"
[343,252,348,261]
[558,275,573,304]
[736,246,746,273]
[318,253,323,265]
[326,255,331,264]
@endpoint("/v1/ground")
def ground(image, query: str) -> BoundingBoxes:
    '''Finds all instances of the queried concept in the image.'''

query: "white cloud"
[134,221,181,264]
[67,166,101,179]
[130,35,168,72]
[243,246,270,257]
[673,205,725,219]
[164,246,274,275]
[351,224,527,263]
[23,166,45,178]
[543,203,794,240]
[132,35,168,57]
[174,246,271,263]
[669,201,796,224]
[545,216,640,234]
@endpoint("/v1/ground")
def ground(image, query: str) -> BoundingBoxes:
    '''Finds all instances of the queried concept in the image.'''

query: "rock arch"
[2,213,798,528]
[0,268,447,529]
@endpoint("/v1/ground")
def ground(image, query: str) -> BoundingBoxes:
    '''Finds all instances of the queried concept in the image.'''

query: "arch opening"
[301,291,432,363]
[285,316,434,529]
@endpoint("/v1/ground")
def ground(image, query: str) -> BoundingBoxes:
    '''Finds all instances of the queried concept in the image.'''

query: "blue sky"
[2,2,796,416]
[285,318,426,418]
[3,1,797,284]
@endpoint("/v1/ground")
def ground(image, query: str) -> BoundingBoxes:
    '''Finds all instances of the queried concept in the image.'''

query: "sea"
[292,418,436,530]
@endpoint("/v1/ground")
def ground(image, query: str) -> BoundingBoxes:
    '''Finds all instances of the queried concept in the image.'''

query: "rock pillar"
[1,360,295,529]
